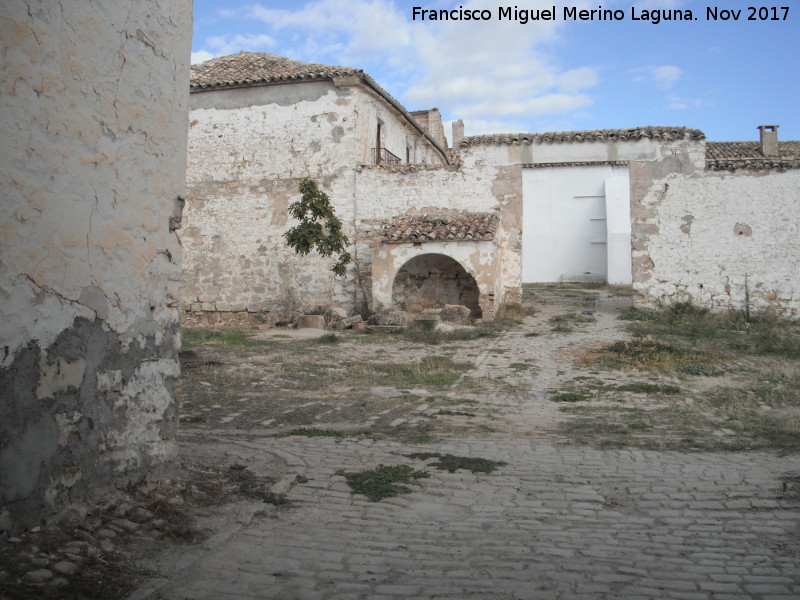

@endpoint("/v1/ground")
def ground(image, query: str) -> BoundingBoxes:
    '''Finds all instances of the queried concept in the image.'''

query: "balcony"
[372,147,402,165]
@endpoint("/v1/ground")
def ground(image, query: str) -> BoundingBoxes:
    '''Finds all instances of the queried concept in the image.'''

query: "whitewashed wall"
[183,82,497,322]
[632,166,800,314]
[0,0,191,531]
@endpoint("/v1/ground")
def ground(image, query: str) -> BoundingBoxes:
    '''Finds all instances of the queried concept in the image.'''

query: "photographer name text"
[411,5,790,25]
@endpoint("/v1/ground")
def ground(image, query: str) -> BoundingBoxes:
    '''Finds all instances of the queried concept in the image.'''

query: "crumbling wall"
[632,163,800,314]
[0,0,191,531]
[392,254,482,317]
[183,75,454,324]
[356,162,520,316]
[184,82,360,322]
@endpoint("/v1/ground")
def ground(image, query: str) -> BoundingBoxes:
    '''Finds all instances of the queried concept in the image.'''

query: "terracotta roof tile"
[382,214,498,244]
[706,141,800,171]
[190,52,362,90]
[460,126,705,147]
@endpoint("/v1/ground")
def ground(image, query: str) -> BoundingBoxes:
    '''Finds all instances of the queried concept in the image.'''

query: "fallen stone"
[329,307,348,319]
[96,529,116,539]
[115,502,134,517]
[133,507,154,521]
[341,315,363,328]
[370,311,408,326]
[434,322,455,333]
[415,310,441,323]
[297,314,325,329]
[23,569,53,583]
[441,304,471,324]
[111,518,140,533]
[100,540,114,553]
[53,561,79,576]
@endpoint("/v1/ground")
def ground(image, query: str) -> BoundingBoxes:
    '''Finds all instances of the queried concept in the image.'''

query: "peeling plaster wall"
[632,164,800,314]
[0,0,190,531]
[372,241,500,316]
[356,163,521,315]
[183,80,448,322]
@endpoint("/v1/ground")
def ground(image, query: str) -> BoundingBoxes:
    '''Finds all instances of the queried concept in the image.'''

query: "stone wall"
[182,83,517,323]
[632,163,800,315]
[0,0,191,531]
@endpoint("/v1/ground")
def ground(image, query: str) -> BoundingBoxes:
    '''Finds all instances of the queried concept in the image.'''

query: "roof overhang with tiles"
[382,214,499,244]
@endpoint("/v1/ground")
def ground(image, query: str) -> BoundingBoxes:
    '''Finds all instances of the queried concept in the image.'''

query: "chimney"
[452,119,465,148]
[758,125,779,157]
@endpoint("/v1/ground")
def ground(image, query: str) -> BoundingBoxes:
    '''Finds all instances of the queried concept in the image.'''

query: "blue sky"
[191,0,799,142]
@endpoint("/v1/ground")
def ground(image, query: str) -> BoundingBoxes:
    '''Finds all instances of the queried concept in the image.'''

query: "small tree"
[284,178,352,277]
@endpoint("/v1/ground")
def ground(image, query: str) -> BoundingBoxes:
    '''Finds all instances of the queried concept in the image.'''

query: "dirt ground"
[2,287,799,599]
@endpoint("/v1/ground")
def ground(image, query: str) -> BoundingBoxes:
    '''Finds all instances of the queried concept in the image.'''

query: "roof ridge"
[460,126,705,146]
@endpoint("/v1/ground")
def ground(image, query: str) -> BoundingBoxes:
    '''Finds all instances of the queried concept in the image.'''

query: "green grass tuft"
[340,465,428,501]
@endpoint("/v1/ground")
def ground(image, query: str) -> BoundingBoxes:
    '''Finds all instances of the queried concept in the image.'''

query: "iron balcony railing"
[372,147,402,165]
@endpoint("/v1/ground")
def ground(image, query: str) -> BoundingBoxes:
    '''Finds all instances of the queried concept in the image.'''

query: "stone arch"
[391,253,482,318]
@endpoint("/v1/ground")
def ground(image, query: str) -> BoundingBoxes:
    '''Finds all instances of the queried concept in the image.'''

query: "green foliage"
[405,453,506,474]
[551,392,587,403]
[181,327,274,349]
[284,178,352,277]
[285,428,348,438]
[340,465,428,501]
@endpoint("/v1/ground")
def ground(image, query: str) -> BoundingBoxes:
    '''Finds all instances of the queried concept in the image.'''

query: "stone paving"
[132,293,800,600]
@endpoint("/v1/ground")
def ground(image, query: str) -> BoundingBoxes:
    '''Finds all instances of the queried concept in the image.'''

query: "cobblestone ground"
[132,291,800,600]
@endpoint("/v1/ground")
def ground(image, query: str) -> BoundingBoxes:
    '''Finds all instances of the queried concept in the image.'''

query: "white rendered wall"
[633,168,800,314]
[0,0,190,530]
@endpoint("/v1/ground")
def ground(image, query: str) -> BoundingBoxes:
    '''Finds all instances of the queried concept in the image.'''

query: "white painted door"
[522,165,629,283]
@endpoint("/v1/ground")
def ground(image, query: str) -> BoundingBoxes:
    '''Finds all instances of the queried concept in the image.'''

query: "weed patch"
[345,357,470,389]
[551,392,587,403]
[616,383,682,395]
[284,428,349,438]
[582,338,717,373]
[182,328,275,350]
[339,465,428,501]
[434,409,477,417]
[405,453,506,474]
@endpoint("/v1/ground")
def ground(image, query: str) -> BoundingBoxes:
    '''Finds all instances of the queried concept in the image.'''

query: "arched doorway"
[391,253,482,318]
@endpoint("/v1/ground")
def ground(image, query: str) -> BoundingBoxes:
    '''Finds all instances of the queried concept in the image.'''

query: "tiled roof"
[460,126,705,147]
[706,141,800,171]
[706,141,800,160]
[190,52,450,165]
[190,52,361,90]
[382,214,499,244]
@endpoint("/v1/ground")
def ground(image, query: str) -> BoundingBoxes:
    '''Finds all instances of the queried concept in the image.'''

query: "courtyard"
[2,287,799,599]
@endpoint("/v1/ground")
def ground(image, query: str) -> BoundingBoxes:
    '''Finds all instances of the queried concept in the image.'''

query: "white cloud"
[205,33,277,56]
[629,65,682,90]
[191,51,215,65]
[250,0,410,66]
[195,0,601,130]
[667,94,713,110]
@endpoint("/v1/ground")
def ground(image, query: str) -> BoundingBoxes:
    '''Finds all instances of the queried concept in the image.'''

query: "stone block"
[297,314,325,329]
[330,307,348,319]
[370,311,408,326]
[440,304,471,324]
[341,315,363,328]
